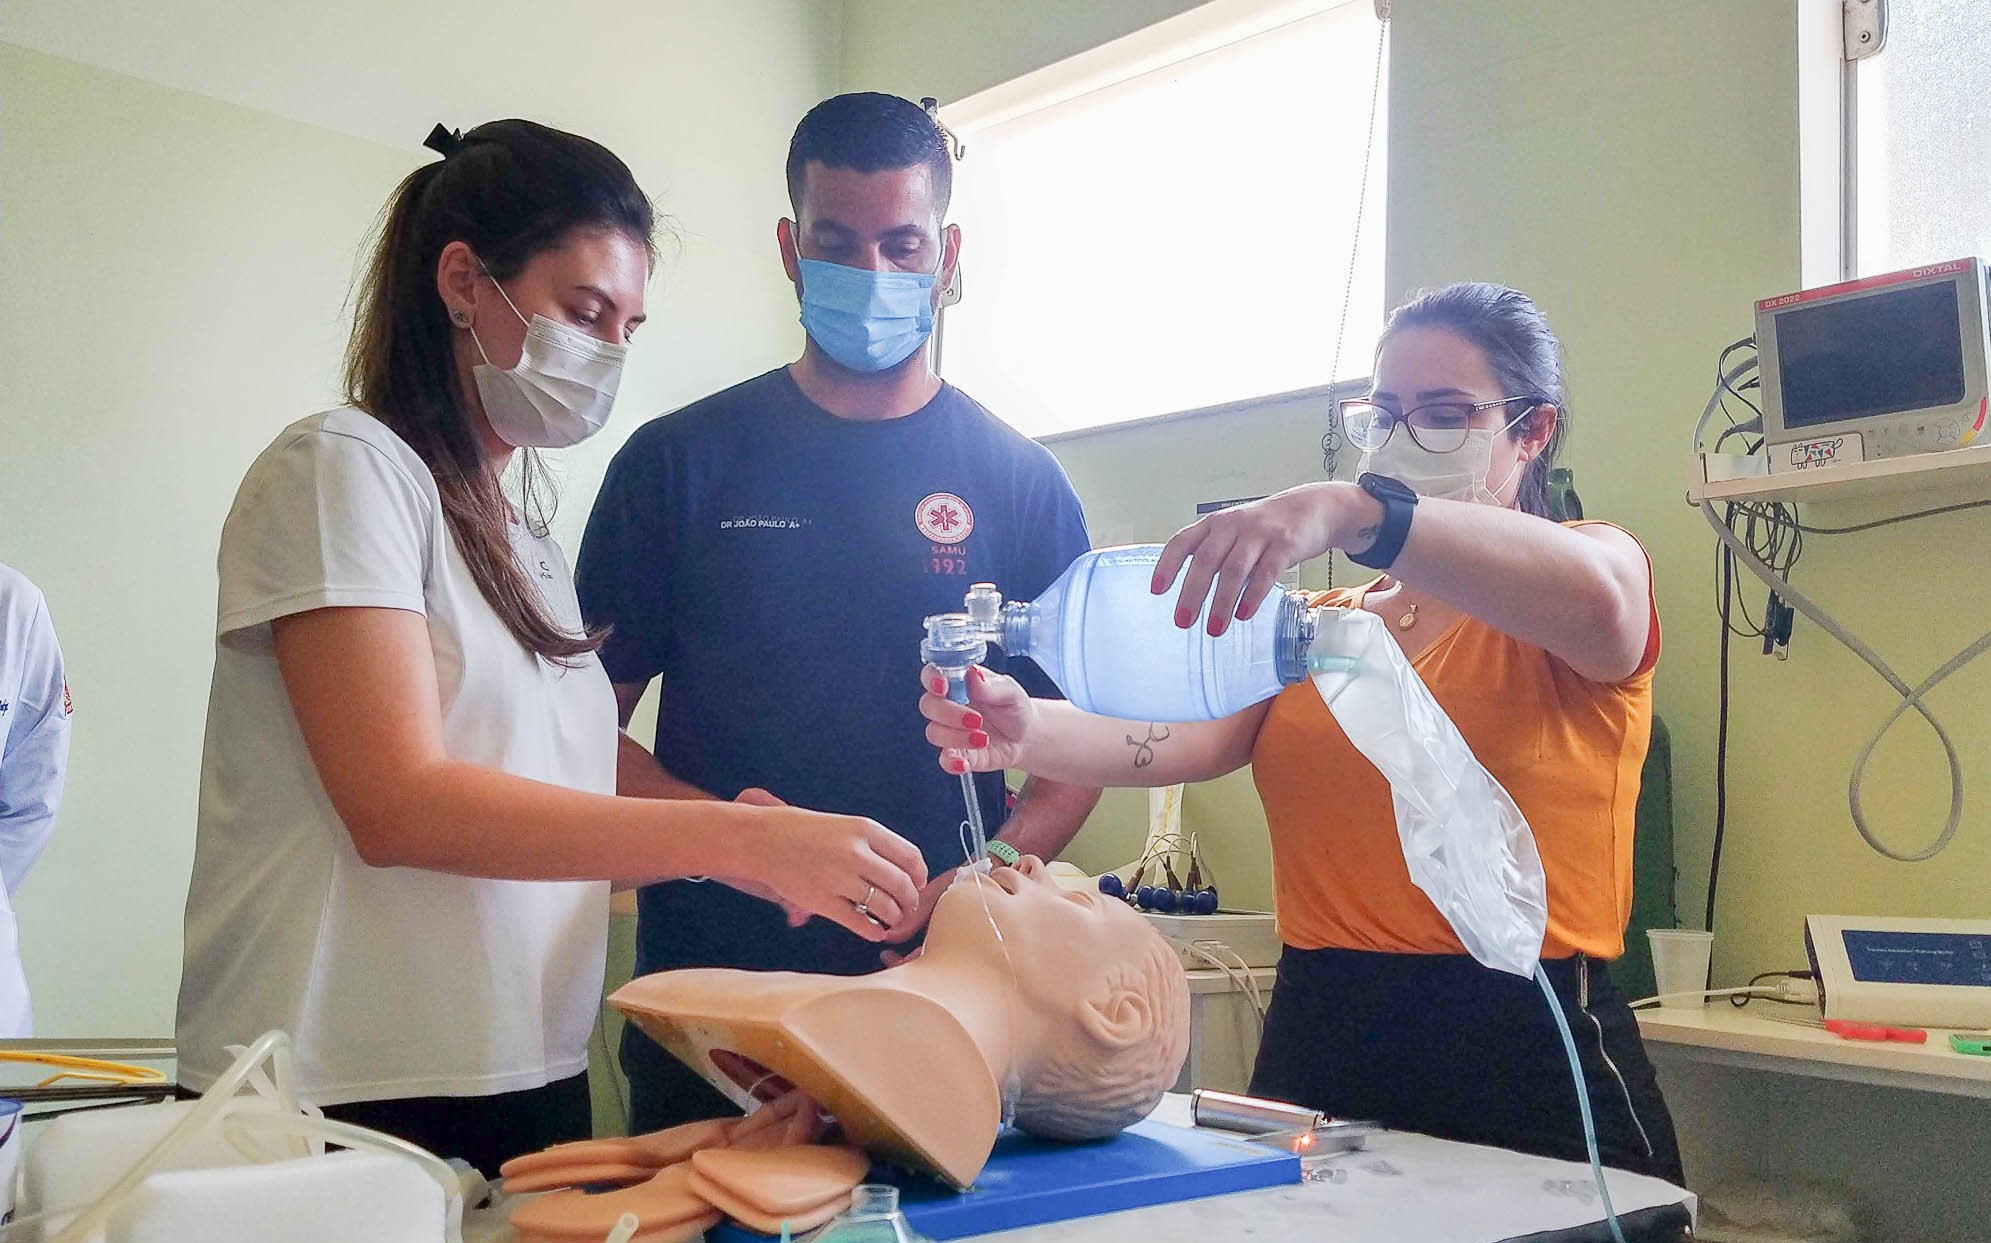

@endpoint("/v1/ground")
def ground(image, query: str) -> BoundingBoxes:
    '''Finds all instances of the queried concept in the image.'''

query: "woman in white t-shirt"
[176,120,928,1176]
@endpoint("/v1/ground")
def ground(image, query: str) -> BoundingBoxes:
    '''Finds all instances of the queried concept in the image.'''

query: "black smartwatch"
[1347,472,1417,570]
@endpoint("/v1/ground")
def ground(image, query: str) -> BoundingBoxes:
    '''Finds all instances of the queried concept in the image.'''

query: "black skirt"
[1248,946,1684,1186]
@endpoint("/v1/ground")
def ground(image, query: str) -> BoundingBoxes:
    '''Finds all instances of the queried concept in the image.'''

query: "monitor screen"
[1842,929,1991,987]
[1775,281,1968,428]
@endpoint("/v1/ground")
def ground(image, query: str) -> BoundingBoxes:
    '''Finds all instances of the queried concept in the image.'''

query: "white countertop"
[470,1095,1692,1243]
[1637,1002,1991,1098]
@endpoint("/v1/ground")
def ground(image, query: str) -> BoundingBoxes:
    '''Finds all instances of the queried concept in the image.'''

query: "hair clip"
[423,123,464,158]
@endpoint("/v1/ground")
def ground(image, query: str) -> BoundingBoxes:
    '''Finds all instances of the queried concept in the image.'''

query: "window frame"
[929,0,1387,440]
[1835,0,1991,279]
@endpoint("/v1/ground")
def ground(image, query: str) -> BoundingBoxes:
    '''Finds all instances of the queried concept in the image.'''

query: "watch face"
[1360,472,1415,502]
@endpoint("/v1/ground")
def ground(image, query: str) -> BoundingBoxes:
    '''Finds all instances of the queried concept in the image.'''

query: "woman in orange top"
[920,284,1682,1182]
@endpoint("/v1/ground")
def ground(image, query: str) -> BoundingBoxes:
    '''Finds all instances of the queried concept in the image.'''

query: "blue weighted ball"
[1151,887,1179,913]
[1134,885,1158,909]
[1097,873,1126,898]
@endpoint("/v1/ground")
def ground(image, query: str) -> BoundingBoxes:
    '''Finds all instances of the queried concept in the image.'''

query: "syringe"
[920,614,991,866]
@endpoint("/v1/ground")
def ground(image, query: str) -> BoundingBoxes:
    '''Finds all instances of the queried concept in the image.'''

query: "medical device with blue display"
[1804,914,1991,1030]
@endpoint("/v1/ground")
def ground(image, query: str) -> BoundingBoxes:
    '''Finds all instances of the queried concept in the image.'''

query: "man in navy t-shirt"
[577,93,1100,1131]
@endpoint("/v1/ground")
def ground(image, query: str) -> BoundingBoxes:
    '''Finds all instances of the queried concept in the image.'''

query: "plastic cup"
[1647,929,1715,1009]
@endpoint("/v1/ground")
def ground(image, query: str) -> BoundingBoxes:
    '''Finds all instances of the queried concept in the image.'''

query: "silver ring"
[853,884,881,924]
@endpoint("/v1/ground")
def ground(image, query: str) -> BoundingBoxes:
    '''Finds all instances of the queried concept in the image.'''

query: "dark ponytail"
[1380,282,1569,519]
[344,119,655,662]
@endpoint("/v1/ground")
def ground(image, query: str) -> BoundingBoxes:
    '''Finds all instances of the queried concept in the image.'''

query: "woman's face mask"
[468,269,629,449]
[1359,409,1532,506]
[1357,325,1552,508]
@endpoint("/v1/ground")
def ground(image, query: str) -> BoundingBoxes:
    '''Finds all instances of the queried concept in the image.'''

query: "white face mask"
[469,271,628,449]
[1358,411,1530,506]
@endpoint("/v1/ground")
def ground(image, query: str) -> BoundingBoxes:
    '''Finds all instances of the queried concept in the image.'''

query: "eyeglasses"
[1338,396,1542,455]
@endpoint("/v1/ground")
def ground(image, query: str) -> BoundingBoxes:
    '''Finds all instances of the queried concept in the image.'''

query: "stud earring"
[450,309,471,327]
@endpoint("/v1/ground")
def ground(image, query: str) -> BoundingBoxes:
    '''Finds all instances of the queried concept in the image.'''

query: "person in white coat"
[0,560,71,1037]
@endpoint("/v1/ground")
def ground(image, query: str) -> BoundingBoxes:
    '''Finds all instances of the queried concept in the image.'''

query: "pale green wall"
[2,6,842,1034]
[1382,0,1991,987]
[840,0,1211,101]
[1389,0,1786,948]
[885,0,1991,986]
[1,47,415,1035]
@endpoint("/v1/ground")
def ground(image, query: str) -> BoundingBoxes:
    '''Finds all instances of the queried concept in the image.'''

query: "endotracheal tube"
[920,614,992,866]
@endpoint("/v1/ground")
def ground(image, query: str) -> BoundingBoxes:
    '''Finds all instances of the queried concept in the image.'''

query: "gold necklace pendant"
[1396,602,1420,631]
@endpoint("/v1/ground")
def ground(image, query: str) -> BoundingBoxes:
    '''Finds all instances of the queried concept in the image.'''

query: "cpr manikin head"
[609,856,1190,1187]
[921,856,1190,1141]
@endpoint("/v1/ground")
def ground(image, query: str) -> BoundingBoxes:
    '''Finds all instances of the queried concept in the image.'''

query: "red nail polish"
[946,756,967,774]
[962,711,984,731]
[970,731,990,749]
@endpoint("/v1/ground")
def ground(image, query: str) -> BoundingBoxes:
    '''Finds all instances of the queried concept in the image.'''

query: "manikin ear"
[1077,981,1155,1051]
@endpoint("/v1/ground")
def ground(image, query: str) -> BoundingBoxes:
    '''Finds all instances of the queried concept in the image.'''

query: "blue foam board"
[711,1122,1299,1241]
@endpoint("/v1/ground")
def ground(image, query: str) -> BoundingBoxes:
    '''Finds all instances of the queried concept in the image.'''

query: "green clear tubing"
[941,667,988,864]
[1535,964,1628,1243]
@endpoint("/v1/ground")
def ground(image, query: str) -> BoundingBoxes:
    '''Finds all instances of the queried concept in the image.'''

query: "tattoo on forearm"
[1353,521,1381,550]
[1126,723,1171,768]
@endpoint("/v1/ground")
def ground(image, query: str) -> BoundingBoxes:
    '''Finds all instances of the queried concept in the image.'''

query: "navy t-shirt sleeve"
[1004,449,1092,702]
[577,430,673,688]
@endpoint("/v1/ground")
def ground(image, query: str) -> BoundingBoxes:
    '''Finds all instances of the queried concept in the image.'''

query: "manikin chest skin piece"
[611,858,1191,1188]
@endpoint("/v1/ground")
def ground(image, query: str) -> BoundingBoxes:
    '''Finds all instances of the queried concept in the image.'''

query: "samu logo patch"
[915,493,973,543]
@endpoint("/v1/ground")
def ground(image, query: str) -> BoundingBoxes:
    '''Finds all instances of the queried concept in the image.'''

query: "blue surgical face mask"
[796,246,942,373]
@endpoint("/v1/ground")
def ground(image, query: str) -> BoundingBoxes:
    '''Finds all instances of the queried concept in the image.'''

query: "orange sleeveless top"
[1249,522,1659,959]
